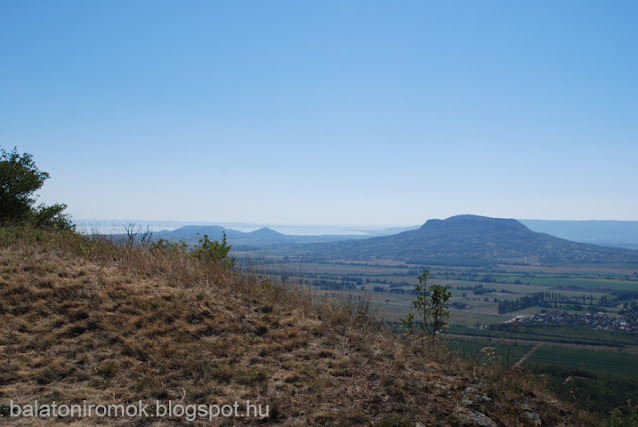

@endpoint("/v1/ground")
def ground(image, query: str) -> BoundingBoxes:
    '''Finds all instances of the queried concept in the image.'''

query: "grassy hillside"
[0,227,594,425]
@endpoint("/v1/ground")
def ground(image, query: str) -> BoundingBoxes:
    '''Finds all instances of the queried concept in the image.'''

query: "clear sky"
[1,1,636,225]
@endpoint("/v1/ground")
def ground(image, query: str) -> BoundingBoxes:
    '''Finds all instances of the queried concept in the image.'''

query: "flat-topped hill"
[303,215,638,266]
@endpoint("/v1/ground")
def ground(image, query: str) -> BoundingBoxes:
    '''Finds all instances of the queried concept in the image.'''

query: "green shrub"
[0,147,73,230]
[150,238,188,254]
[401,269,452,337]
[193,232,235,267]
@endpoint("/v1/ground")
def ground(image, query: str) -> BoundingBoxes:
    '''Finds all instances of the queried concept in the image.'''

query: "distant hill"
[148,225,372,248]
[155,225,291,245]
[298,215,638,266]
[360,225,421,236]
[520,220,638,249]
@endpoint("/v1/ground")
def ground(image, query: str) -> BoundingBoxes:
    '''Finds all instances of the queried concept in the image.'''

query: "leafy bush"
[150,238,188,254]
[0,147,73,230]
[401,270,452,337]
[193,232,235,267]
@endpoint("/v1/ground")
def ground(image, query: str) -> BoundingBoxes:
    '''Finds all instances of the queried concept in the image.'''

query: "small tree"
[193,232,235,268]
[401,270,452,337]
[0,147,73,230]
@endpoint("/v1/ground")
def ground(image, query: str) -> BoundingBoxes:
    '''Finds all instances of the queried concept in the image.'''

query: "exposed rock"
[456,405,498,427]
[520,403,542,425]
[525,410,542,425]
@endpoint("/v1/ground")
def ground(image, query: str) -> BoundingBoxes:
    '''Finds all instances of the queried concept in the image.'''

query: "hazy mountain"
[520,220,638,249]
[149,225,372,248]
[297,215,638,266]
[360,225,421,236]
[248,227,288,238]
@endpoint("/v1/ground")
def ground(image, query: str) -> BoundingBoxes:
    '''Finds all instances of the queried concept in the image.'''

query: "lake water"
[74,220,381,236]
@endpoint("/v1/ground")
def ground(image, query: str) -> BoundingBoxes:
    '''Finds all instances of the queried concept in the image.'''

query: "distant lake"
[74,220,376,236]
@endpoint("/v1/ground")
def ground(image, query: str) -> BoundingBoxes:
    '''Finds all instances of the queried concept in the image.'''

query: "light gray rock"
[519,403,542,425]
[456,406,498,427]
[525,410,542,425]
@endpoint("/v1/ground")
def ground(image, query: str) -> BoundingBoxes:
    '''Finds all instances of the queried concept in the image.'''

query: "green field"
[447,335,638,419]
[449,337,638,378]
[526,346,638,377]
[252,259,638,329]
[447,338,532,368]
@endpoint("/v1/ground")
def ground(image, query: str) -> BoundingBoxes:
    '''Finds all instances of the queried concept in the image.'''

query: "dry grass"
[0,227,597,426]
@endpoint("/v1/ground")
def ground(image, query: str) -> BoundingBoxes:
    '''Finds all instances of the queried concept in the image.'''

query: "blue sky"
[1,1,636,225]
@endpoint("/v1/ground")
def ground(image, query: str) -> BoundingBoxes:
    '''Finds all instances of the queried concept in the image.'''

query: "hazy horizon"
[74,218,413,236]
[74,216,638,238]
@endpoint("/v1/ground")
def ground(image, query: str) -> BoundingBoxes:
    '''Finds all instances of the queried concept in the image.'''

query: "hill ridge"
[300,215,638,266]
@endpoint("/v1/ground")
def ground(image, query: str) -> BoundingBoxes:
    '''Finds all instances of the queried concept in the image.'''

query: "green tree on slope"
[402,270,452,337]
[0,147,73,230]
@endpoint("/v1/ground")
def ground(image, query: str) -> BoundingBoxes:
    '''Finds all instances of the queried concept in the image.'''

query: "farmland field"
[250,258,638,326]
